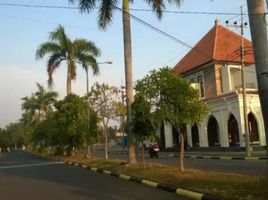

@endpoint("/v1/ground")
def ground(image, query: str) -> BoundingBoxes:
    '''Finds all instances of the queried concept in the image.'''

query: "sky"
[0,0,251,128]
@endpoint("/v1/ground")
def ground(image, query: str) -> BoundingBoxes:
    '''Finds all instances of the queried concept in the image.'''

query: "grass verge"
[54,155,267,200]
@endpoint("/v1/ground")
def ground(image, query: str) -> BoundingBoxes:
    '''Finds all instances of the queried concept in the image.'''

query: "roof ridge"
[212,22,219,60]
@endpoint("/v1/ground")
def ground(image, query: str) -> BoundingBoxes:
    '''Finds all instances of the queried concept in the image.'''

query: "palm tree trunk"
[67,62,72,95]
[122,0,136,165]
[247,0,268,175]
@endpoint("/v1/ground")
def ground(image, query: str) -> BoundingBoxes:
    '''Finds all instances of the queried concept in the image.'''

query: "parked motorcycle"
[149,144,160,158]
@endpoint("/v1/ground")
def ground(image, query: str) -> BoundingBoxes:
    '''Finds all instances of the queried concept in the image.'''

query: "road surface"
[0,151,189,200]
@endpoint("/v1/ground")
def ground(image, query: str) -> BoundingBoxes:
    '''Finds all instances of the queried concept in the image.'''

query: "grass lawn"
[55,155,267,200]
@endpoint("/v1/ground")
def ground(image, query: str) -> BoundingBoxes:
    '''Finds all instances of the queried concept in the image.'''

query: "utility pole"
[247,0,268,162]
[226,6,251,157]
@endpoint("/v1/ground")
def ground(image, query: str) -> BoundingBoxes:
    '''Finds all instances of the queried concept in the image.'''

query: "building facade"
[160,20,266,149]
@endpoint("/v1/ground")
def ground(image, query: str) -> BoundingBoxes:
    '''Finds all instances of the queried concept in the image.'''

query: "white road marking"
[0,162,64,170]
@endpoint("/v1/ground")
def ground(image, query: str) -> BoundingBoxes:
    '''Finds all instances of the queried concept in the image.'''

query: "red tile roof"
[173,20,254,74]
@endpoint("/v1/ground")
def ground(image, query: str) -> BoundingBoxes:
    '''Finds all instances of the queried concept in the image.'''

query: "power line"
[113,5,211,58]
[0,3,263,16]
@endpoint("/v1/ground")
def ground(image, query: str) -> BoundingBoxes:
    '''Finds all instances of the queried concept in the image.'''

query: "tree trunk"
[103,125,108,160]
[122,0,136,164]
[247,0,268,167]
[178,127,185,172]
[141,142,144,168]
[90,144,95,158]
[67,62,72,95]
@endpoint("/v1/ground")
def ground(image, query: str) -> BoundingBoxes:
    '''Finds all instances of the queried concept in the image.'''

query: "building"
[160,20,266,149]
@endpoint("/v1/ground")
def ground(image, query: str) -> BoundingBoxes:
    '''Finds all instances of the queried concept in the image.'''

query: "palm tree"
[34,83,58,118]
[36,25,101,95]
[69,0,182,164]
[21,83,58,122]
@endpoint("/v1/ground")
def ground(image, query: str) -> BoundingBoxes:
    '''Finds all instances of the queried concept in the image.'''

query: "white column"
[164,123,173,148]
[186,124,192,147]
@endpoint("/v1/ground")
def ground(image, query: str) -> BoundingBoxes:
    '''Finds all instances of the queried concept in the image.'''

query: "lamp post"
[84,60,113,157]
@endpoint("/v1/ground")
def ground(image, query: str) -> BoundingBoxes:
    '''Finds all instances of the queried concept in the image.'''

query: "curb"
[176,155,268,160]
[47,156,222,200]
[95,151,268,160]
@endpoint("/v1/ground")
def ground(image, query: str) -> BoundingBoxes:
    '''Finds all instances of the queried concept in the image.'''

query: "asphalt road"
[96,151,268,176]
[0,151,189,200]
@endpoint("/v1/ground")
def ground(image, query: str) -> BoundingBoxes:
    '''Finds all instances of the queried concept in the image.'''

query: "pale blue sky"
[0,0,250,127]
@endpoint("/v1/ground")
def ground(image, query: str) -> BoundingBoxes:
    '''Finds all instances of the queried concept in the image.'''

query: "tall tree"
[246,0,268,173]
[69,0,183,164]
[36,25,101,95]
[135,67,208,171]
[88,83,121,160]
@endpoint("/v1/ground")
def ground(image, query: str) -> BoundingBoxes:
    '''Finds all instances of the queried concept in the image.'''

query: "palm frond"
[47,53,64,88]
[49,25,72,52]
[145,0,165,19]
[98,0,118,29]
[73,39,101,57]
[80,55,100,75]
[145,0,182,19]
[35,42,62,59]
[69,0,96,12]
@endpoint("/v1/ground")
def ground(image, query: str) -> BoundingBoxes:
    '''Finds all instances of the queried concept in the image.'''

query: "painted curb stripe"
[157,183,177,192]
[111,171,120,177]
[142,180,158,187]
[176,188,203,200]
[74,163,79,166]
[219,156,232,160]
[103,170,111,175]
[129,176,142,183]
[201,194,223,200]
[119,174,130,180]
[245,157,259,160]
[91,167,98,172]
[68,161,73,165]
[231,157,244,160]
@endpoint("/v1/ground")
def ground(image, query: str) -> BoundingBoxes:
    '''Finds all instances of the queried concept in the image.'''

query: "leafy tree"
[36,25,101,95]
[53,94,88,155]
[135,67,208,171]
[69,0,183,165]
[88,83,121,160]
[131,94,156,165]
[0,122,30,149]
[33,94,89,155]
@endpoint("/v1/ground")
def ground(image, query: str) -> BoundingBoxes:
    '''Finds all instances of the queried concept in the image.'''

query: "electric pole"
[226,6,251,157]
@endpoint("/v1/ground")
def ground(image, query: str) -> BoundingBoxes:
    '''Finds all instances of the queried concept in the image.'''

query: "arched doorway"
[248,113,259,143]
[228,115,239,146]
[191,123,199,146]
[207,116,220,146]
[172,126,179,147]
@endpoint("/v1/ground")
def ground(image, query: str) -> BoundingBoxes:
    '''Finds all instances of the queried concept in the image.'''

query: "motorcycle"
[149,144,160,158]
